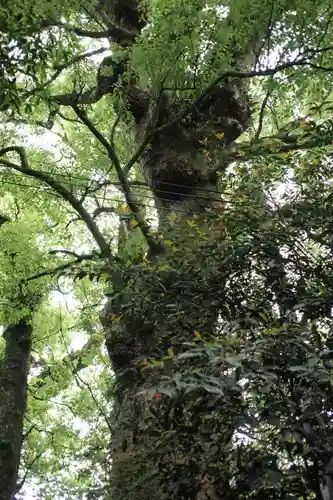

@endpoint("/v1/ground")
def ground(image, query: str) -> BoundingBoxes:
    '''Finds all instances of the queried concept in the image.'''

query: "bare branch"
[93,207,116,219]
[16,452,44,493]
[54,47,108,71]
[39,47,109,92]
[26,260,83,282]
[53,88,101,106]
[152,48,333,139]
[52,45,333,115]
[216,122,333,173]
[57,110,82,124]
[49,249,97,259]
[74,370,112,432]
[123,84,166,176]
[113,49,333,179]
[110,115,121,149]
[32,336,102,392]
[254,82,274,140]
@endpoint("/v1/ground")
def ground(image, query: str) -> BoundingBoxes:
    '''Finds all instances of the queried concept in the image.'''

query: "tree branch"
[254,83,274,140]
[16,452,44,493]
[53,47,108,71]
[93,207,116,219]
[49,249,97,260]
[123,84,166,176]
[0,146,111,259]
[215,121,333,172]
[153,53,333,140]
[53,88,101,106]
[39,19,137,43]
[110,48,333,177]
[72,106,164,255]
[26,260,84,282]
[39,47,109,92]
[51,44,333,114]
[32,336,102,392]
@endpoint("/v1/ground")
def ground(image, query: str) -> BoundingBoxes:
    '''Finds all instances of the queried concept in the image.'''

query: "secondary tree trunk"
[0,320,32,500]
[0,218,36,500]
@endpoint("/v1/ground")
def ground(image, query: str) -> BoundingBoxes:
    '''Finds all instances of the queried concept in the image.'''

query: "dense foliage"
[1,0,333,499]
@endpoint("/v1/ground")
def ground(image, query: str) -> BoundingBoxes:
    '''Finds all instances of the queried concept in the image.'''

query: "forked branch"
[72,106,164,255]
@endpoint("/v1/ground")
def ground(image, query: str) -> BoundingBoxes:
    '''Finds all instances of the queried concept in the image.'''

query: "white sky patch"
[25,129,60,154]
[50,288,79,310]
[81,36,112,63]
[69,329,90,350]
[71,417,91,437]
[203,3,229,19]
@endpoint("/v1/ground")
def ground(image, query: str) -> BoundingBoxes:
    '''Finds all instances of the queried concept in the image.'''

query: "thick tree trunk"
[102,175,234,498]
[0,320,32,500]
[102,250,223,499]
[102,177,225,498]
[95,1,292,498]
[0,217,35,499]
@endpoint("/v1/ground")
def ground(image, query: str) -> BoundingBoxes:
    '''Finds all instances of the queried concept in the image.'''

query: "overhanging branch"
[31,336,102,392]
[26,259,86,282]
[53,88,101,106]
[116,48,333,177]
[39,47,109,93]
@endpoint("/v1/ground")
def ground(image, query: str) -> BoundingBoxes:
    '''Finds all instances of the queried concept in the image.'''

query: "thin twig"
[54,47,108,71]
[16,452,44,493]
[38,47,109,91]
[26,260,82,282]
[93,207,116,219]
[123,82,166,176]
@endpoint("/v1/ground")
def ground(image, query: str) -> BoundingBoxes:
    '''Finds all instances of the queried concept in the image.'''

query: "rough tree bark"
[0,320,32,500]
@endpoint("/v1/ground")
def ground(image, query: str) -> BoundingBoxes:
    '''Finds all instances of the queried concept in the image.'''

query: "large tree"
[2,0,333,498]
